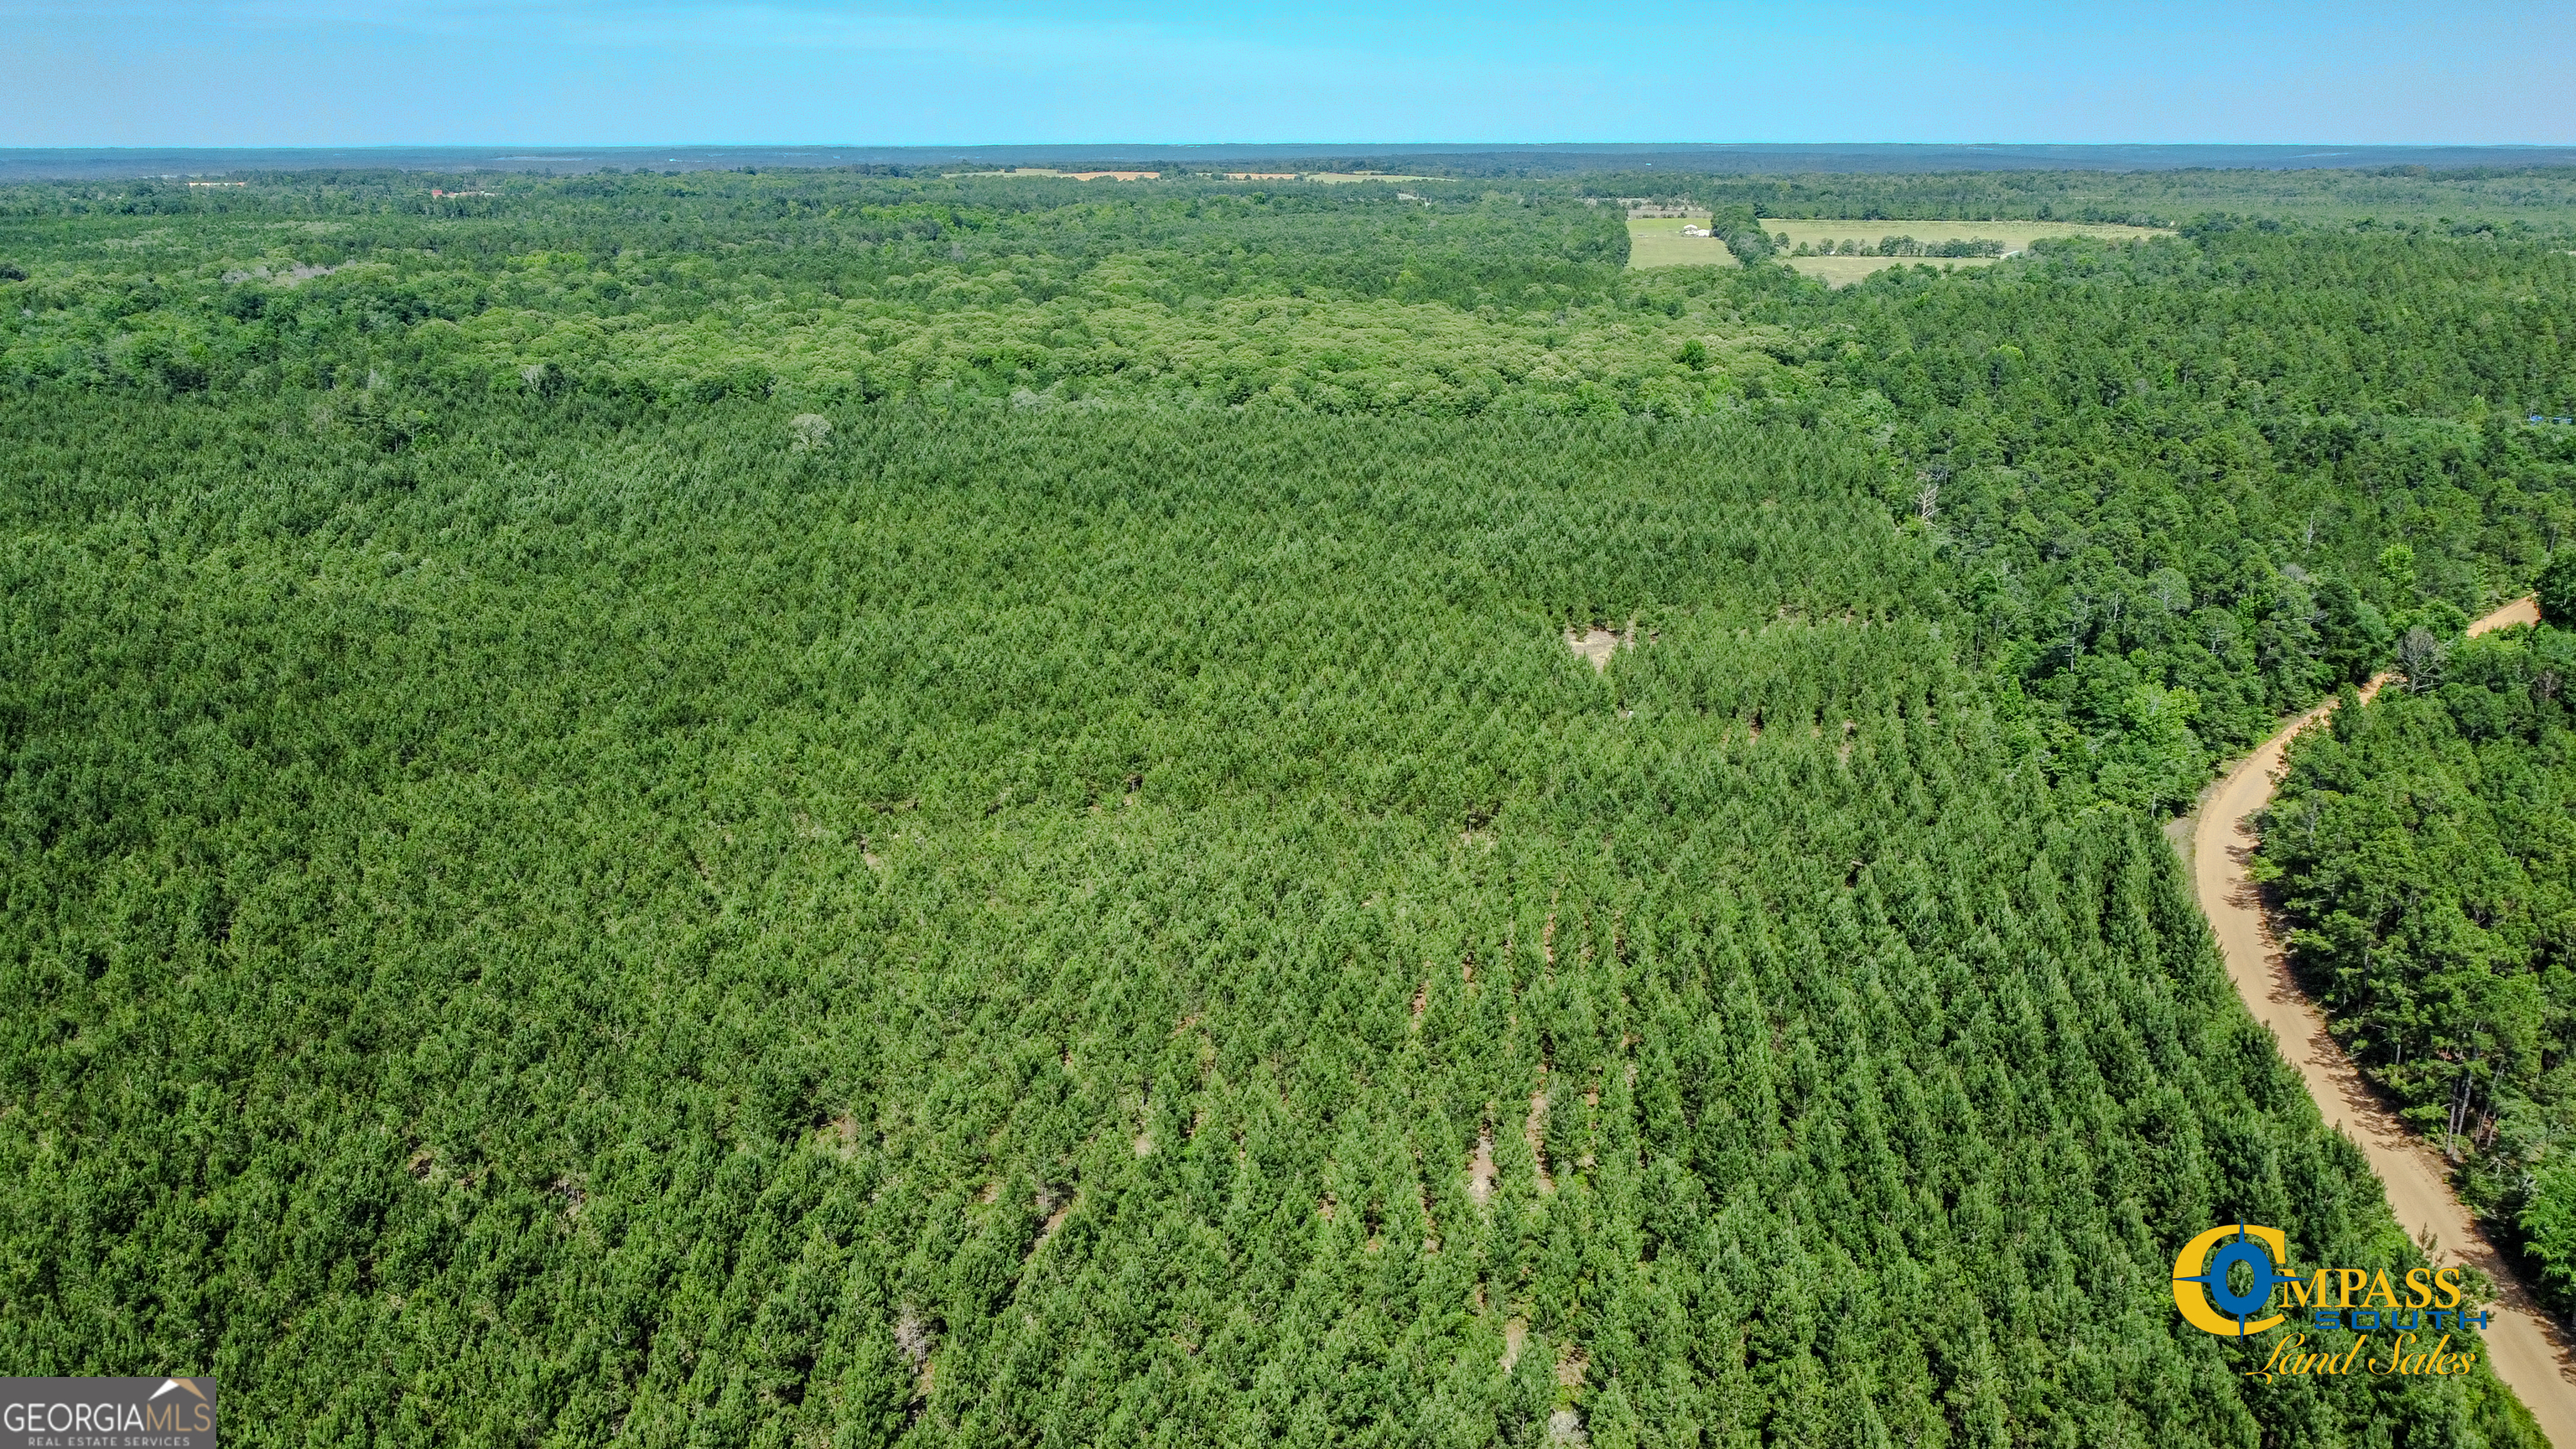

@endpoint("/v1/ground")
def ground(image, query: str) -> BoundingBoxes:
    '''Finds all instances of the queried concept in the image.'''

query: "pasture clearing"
[1766,218,2169,284]
[1626,216,1741,270]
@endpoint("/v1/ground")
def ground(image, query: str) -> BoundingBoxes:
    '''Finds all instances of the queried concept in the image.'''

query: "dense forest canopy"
[4,162,2573,1445]
[8,172,2570,816]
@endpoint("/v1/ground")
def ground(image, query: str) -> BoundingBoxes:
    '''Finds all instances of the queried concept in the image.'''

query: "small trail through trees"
[2193,596,2576,1444]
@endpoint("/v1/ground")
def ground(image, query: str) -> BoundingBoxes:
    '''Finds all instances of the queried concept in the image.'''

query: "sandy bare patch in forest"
[1500,1318,1529,1372]
[818,1112,863,1157]
[895,1306,935,1400]
[1468,1130,1498,1205]
[1031,1187,1075,1252]
[2161,810,2194,863]
[1564,624,1633,671]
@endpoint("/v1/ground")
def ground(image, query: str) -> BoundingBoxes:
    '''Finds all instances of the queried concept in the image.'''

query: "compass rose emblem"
[2173,1219,2296,1337]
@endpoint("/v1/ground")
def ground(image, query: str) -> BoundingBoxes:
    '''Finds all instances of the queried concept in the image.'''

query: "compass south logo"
[2172,1222,2487,1383]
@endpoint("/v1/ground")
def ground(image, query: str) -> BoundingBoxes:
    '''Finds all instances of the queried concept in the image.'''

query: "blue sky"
[4,0,2570,147]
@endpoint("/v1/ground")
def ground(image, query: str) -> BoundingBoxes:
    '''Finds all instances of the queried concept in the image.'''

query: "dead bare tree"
[2396,626,2446,693]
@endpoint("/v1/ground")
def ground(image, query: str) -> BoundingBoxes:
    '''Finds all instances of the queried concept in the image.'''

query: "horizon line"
[8,141,2576,153]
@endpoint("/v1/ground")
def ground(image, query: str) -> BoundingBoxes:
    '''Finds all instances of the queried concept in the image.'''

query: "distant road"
[2191,595,2575,1445]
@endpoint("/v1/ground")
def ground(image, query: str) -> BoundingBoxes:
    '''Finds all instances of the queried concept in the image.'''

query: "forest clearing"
[1623,216,1742,269]
[1764,217,2173,282]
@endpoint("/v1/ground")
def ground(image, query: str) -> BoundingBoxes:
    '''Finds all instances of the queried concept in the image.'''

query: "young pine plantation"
[3,165,2575,1446]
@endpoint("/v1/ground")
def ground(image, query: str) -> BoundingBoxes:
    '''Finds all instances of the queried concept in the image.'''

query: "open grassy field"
[1626,216,1742,269]
[1768,218,2169,283]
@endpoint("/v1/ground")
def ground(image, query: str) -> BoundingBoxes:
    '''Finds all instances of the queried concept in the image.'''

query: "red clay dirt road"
[2191,595,2576,1443]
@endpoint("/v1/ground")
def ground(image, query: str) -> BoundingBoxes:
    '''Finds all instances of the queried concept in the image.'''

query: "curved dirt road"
[2192,595,2575,1443]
